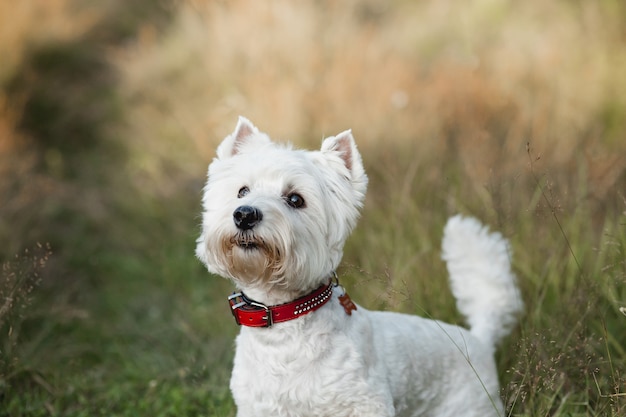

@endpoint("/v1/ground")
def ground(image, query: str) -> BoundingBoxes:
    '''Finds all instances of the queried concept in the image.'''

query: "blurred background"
[1,0,625,415]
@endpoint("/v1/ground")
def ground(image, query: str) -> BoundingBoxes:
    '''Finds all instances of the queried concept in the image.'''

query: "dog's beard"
[218,231,286,286]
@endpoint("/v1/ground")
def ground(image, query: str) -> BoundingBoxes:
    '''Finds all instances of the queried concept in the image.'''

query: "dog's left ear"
[216,116,271,159]
[321,130,368,197]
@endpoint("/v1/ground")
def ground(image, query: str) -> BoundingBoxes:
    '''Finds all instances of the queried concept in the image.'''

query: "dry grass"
[118,0,626,182]
[0,244,51,381]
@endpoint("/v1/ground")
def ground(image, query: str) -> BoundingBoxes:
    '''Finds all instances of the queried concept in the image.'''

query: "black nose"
[233,206,263,230]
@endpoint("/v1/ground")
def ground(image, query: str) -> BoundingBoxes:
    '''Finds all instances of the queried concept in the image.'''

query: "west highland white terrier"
[196,117,523,417]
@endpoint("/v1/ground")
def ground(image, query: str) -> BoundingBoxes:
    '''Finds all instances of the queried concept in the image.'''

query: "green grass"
[1,231,237,416]
[4,147,624,416]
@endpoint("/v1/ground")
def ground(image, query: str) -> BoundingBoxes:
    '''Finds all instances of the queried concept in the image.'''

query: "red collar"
[228,281,334,328]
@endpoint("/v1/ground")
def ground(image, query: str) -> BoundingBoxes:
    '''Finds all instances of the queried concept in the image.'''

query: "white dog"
[196,117,523,417]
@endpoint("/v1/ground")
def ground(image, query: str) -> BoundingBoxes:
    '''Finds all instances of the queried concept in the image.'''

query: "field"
[1,0,625,415]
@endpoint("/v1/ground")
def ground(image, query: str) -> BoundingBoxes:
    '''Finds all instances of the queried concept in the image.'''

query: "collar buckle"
[228,292,273,327]
[248,300,272,327]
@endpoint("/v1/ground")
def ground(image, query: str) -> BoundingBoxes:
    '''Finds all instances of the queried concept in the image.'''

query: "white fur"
[442,215,524,349]
[196,117,523,417]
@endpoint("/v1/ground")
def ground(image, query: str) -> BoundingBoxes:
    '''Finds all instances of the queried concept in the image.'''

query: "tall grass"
[1,0,625,415]
[0,244,51,383]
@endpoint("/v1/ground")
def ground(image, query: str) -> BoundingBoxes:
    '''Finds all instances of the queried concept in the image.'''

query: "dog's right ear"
[216,116,270,159]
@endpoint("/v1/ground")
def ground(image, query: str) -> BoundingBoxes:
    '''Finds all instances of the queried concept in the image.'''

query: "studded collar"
[228,280,334,328]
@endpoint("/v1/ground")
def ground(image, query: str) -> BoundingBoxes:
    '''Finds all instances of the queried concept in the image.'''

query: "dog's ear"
[321,130,368,197]
[216,116,270,159]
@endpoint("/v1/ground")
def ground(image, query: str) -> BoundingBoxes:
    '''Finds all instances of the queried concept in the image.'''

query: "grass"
[1,0,626,415]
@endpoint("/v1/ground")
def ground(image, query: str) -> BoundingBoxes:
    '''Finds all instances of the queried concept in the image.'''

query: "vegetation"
[1,0,625,415]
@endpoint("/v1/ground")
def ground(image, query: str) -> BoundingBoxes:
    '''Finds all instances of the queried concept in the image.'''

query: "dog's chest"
[229,314,393,416]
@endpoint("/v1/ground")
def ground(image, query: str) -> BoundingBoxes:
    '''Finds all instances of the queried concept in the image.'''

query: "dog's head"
[196,117,368,292]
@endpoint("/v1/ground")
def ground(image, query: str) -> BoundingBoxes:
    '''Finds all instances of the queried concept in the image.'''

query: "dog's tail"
[442,215,523,349]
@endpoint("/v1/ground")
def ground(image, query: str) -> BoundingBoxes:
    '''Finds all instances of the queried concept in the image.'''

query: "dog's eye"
[285,193,305,209]
[238,186,250,198]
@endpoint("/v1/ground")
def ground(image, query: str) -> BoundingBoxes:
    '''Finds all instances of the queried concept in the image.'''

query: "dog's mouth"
[231,232,263,250]
[224,231,285,283]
